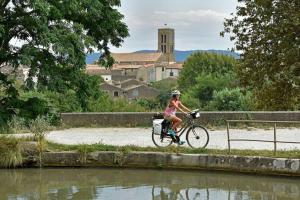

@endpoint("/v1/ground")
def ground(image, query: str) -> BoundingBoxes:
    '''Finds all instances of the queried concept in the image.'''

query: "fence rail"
[226,120,300,155]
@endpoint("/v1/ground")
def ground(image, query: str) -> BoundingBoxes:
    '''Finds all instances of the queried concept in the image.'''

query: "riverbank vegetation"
[0,136,23,168]
[47,142,300,159]
[1,134,299,168]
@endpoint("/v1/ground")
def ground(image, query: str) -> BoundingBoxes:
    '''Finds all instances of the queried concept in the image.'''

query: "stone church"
[86,27,182,83]
[86,27,182,100]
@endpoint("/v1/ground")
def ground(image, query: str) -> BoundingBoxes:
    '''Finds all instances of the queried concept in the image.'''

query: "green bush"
[43,90,82,112]
[135,98,161,111]
[179,52,237,91]
[29,116,52,167]
[7,116,27,134]
[87,95,147,112]
[180,92,199,108]
[150,78,178,91]
[206,88,254,111]
[20,91,60,125]
[0,136,23,168]
[29,116,52,140]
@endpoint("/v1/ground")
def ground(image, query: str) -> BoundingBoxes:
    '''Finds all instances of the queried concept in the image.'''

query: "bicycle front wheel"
[186,125,209,148]
[152,128,173,147]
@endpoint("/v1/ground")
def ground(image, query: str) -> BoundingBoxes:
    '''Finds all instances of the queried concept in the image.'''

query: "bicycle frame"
[174,115,195,138]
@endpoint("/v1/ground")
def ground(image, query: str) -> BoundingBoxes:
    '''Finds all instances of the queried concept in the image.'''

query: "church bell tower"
[158,27,175,63]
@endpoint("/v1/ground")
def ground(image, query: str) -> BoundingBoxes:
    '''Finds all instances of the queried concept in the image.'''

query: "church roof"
[166,63,183,69]
[112,52,163,63]
[86,64,111,75]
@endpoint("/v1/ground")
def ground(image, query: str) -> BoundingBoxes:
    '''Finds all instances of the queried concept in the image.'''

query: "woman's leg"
[170,116,182,135]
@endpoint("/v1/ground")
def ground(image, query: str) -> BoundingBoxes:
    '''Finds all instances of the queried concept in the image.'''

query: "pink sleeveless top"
[164,100,180,117]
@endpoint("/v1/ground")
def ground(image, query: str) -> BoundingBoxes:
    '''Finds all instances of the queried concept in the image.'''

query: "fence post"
[274,123,277,155]
[227,121,231,153]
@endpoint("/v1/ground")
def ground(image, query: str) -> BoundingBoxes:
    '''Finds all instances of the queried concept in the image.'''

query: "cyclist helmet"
[171,90,181,97]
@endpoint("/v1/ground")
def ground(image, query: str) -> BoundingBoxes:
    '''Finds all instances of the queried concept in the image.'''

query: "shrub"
[0,136,23,168]
[29,116,52,167]
[87,95,147,112]
[135,98,161,111]
[206,88,254,111]
[180,92,199,109]
[29,116,51,138]
[7,116,27,134]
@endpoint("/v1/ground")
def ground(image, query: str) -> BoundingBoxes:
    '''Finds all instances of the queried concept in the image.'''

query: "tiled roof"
[112,65,142,69]
[100,82,122,90]
[165,63,183,69]
[112,64,155,69]
[123,84,144,91]
[112,52,163,62]
[86,65,111,75]
[123,84,159,92]
[120,79,142,84]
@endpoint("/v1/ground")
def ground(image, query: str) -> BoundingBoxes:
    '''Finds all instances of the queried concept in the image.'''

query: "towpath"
[44,127,300,150]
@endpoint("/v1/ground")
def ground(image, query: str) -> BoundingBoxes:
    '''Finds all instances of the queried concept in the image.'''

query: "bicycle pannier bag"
[153,119,164,134]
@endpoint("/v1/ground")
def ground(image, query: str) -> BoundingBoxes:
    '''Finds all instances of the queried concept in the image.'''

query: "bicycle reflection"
[152,186,209,200]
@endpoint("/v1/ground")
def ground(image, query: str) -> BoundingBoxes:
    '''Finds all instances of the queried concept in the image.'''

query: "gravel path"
[44,127,300,150]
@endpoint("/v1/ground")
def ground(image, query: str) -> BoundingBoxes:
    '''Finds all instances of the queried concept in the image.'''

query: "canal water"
[0,168,299,200]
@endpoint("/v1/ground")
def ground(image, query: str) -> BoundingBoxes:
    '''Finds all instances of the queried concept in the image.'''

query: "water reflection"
[0,168,299,200]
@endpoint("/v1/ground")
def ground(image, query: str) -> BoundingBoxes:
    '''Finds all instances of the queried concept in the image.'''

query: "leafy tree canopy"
[178,52,237,91]
[0,0,129,122]
[221,0,300,110]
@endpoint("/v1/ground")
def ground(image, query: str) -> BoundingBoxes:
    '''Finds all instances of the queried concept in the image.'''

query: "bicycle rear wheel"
[186,125,209,148]
[152,128,173,147]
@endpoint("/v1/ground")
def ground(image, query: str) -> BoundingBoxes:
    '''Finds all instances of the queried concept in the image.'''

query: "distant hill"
[86,50,240,64]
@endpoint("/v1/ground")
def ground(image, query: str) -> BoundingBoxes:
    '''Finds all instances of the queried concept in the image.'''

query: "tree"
[221,0,300,110]
[0,0,129,122]
[207,88,254,111]
[180,73,234,109]
[178,52,237,91]
[178,52,237,109]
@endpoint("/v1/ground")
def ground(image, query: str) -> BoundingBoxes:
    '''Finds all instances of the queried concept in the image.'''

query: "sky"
[110,0,239,53]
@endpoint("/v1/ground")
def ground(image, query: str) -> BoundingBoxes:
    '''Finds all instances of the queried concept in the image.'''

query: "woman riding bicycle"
[164,90,191,145]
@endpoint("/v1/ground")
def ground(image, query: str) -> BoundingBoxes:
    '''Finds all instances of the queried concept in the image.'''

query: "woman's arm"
[171,100,187,114]
[179,102,191,113]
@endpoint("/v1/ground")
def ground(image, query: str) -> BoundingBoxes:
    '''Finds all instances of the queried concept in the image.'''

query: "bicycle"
[152,109,209,148]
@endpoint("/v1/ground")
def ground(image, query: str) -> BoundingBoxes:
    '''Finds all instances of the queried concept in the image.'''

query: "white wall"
[101,75,112,82]
[166,69,180,78]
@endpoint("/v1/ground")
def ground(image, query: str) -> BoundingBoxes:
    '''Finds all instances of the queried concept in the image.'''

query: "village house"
[86,27,181,99]
[86,27,182,82]
[100,79,160,100]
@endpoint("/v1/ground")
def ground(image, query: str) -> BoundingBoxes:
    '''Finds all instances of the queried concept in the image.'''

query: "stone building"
[86,27,182,82]
[100,79,159,100]
[157,28,176,63]
[86,27,181,99]
[111,52,167,65]
[86,65,112,82]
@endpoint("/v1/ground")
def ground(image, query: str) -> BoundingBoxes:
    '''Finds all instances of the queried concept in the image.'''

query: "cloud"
[112,8,234,51]
[123,9,228,28]
[154,9,229,24]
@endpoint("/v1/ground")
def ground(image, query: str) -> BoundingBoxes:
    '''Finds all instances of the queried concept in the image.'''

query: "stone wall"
[61,111,300,127]
[31,152,300,176]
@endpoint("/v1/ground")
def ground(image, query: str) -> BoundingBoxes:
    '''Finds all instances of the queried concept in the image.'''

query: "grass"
[46,141,300,159]
[0,136,23,168]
